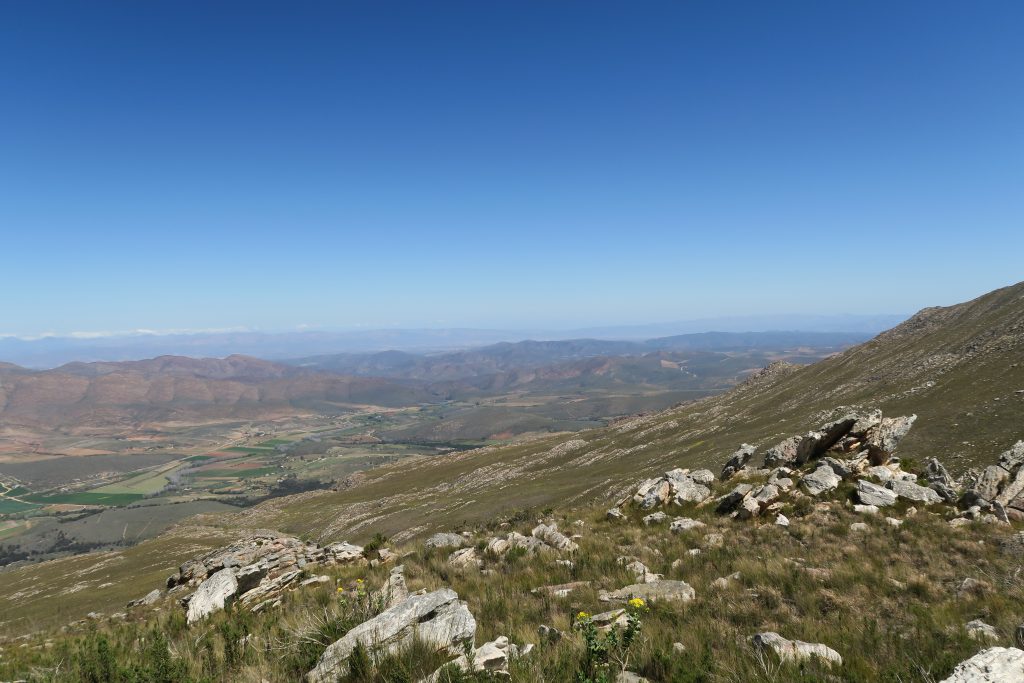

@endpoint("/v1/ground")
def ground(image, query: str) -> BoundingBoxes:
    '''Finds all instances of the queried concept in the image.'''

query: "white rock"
[306,589,475,682]
[670,517,706,533]
[751,631,842,666]
[187,569,238,624]
[940,647,1024,682]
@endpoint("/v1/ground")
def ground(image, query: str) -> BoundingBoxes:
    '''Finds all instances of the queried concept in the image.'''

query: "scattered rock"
[127,589,161,608]
[642,512,669,526]
[966,620,999,641]
[425,533,467,550]
[775,513,790,527]
[607,508,626,521]
[532,524,579,552]
[750,631,842,666]
[865,415,917,465]
[670,517,706,533]
[716,484,753,513]
[854,504,879,515]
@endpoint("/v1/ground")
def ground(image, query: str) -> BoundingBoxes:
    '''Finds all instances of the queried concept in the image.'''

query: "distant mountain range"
[0,314,906,368]
[0,332,869,433]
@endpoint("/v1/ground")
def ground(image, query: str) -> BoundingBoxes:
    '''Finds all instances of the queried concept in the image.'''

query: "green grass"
[224,446,276,453]
[0,498,39,514]
[184,455,214,463]
[194,466,279,479]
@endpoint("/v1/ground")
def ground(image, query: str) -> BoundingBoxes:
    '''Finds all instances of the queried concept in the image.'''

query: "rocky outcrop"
[307,588,476,683]
[186,569,238,624]
[750,631,842,666]
[721,444,756,480]
[422,635,512,681]
[629,468,713,509]
[940,647,1024,682]
[960,441,1024,520]
[865,415,917,465]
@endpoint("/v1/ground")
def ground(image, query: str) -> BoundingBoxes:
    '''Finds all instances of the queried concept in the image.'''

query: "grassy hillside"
[1,282,1021,633]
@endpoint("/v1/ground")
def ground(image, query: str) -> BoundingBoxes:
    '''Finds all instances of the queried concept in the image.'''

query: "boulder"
[616,673,650,683]
[997,441,1024,472]
[376,565,409,608]
[763,437,801,468]
[306,588,476,682]
[590,608,629,630]
[688,469,716,486]
[750,631,842,667]
[721,444,757,480]
[966,620,999,641]
[736,496,762,520]
[127,589,162,608]
[448,548,481,570]
[599,579,695,604]
[775,514,790,527]
[939,647,1024,682]
[642,512,669,526]
[856,480,897,507]
[716,484,753,513]
[187,569,239,624]
[925,457,959,489]
[972,465,1010,503]
[425,533,467,550]
[633,477,672,509]
[607,508,626,521]
[327,542,366,564]
[854,504,879,515]
[887,479,943,504]
[669,517,706,534]
[802,465,842,496]
[672,478,712,505]
[532,523,579,552]
[865,415,916,465]
[538,624,563,643]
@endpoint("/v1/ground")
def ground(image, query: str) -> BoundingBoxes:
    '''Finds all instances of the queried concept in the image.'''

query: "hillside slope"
[1,282,1021,631]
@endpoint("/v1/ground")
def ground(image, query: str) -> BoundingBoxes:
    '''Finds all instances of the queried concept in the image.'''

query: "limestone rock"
[966,620,999,641]
[887,479,943,504]
[716,484,753,513]
[187,569,238,624]
[643,511,669,526]
[939,647,1024,682]
[750,631,842,666]
[865,415,916,465]
[532,523,579,552]
[376,565,409,609]
[616,673,650,683]
[306,588,476,682]
[607,508,626,521]
[721,444,757,480]
[127,589,162,608]
[775,513,790,527]
[857,480,897,507]
[802,465,841,496]
[670,517,706,533]
[763,436,801,468]
[599,579,695,604]
[425,533,467,550]
[448,547,481,570]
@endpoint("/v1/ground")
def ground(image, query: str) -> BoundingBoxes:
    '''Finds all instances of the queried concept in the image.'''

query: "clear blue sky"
[2,1,1022,336]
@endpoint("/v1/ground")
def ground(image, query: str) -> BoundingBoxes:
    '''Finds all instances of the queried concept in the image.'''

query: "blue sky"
[1,1,1022,337]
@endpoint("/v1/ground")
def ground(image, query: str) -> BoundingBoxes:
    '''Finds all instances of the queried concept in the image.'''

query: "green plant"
[573,598,648,682]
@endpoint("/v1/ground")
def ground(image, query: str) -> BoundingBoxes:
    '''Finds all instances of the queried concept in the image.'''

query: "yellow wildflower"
[356,578,364,584]
[628,597,646,609]
[577,611,590,620]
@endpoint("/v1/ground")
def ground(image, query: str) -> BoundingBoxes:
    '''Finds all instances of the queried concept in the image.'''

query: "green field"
[223,446,275,453]
[22,491,146,506]
[0,499,40,514]
[195,466,279,479]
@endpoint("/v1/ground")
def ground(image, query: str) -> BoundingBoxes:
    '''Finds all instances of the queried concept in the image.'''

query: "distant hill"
[0,355,440,429]
[0,316,901,368]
